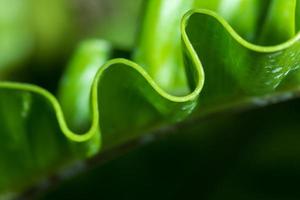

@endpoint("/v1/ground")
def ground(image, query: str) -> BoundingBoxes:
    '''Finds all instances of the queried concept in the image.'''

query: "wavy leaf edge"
[0,8,299,154]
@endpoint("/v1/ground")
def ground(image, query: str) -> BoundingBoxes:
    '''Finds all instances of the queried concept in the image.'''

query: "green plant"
[0,0,299,198]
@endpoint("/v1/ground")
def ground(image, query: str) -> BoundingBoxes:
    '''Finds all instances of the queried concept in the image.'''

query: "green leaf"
[0,0,144,76]
[0,0,33,75]
[0,0,299,197]
[40,97,300,200]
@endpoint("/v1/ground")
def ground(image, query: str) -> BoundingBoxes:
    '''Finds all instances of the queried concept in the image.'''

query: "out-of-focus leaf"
[0,0,33,75]
[0,0,299,197]
[0,0,144,75]
[80,0,144,49]
[29,0,75,61]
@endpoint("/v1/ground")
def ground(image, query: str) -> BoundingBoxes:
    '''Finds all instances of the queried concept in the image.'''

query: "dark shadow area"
[40,97,300,200]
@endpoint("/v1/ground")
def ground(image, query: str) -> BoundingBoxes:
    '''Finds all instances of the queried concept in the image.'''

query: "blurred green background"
[0,0,144,91]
